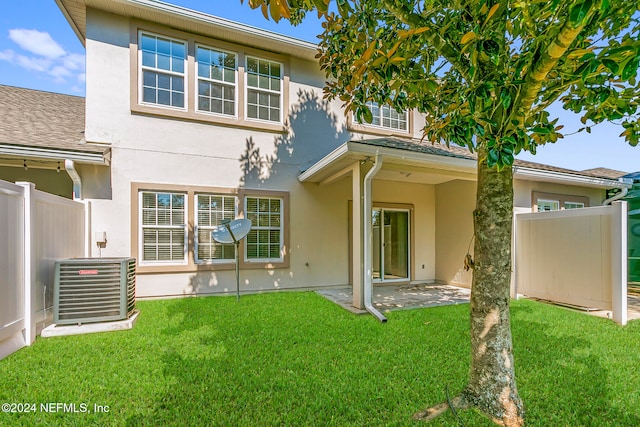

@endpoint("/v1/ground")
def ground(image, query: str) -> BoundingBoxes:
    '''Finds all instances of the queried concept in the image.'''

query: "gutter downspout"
[363,153,387,323]
[602,178,633,205]
[64,159,82,200]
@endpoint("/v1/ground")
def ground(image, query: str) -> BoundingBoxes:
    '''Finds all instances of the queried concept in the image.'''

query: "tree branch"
[381,0,471,80]
[512,6,596,127]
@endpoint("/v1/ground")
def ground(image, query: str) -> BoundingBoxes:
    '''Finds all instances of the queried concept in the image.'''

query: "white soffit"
[58,0,319,61]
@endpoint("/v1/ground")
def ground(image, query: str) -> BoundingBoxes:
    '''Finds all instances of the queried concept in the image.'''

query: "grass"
[0,292,639,426]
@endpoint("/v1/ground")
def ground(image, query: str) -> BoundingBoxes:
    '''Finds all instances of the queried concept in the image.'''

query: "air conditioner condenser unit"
[54,257,136,325]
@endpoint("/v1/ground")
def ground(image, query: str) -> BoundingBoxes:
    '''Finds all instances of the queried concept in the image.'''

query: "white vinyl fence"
[0,181,87,359]
[514,201,627,325]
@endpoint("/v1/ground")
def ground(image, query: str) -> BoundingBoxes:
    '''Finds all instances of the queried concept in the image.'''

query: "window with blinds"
[195,194,236,262]
[245,196,282,261]
[140,192,187,262]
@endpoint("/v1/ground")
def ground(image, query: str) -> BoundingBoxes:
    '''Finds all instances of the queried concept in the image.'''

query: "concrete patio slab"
[318,284,640,324]
[317,283,471,314]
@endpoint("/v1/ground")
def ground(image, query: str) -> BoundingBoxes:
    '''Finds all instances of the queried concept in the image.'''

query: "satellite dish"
[211,218,252,301]
[211,219,252,244]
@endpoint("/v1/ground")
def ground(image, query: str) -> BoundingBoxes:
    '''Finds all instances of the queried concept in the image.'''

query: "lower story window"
[245,196,282,261]
[140,191,187,262]
[196,194,236,262]
[134,185,288,270]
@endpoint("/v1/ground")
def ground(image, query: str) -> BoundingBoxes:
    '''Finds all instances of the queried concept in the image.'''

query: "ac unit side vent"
[54,257,136,325]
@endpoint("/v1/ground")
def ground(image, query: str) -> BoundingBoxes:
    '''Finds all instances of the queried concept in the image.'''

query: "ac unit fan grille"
[54,258,136,325]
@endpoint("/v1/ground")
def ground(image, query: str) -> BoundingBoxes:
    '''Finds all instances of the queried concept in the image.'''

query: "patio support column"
[352,161,365,309]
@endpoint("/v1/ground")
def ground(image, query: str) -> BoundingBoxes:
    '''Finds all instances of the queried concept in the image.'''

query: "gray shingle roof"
[356,137,627,181]
[0,85,106,155]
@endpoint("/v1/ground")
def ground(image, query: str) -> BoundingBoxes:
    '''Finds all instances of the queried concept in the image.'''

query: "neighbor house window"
[140,32,186,108]
[246,57,282,122]
[564,202,585,209]
[196,46,237,116]
[196,194,236,262]
[140,192,187,263]
[533,192,589,212]
[245,196,283,261]
[537,199,560,212]
[362,101,408,131]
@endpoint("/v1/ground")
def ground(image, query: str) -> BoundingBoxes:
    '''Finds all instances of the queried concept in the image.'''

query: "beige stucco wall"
[82,8,614,298]
[434,179,476,287]
[82,9,375,297]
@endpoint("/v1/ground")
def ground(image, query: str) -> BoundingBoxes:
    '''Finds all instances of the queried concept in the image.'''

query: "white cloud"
[0,49,15,61]
[50,65,72,82]
[15,55,52,72]
[62,53,84,71]
[2,29,86,90]
[9,29,65,59]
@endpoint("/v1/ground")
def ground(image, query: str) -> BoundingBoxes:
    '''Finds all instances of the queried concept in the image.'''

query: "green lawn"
[0,292,638,426]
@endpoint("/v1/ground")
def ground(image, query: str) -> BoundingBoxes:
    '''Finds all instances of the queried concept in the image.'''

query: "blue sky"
[0,0,637,173]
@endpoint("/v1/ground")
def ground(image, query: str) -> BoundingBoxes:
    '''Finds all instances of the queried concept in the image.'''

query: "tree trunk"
[463,147,524,426]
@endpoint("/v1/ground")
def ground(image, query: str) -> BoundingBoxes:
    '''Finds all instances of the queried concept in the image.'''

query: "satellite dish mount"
[211,218,252,301]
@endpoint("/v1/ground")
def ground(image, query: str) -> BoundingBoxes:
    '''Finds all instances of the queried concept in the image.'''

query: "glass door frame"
[372,206,411,283]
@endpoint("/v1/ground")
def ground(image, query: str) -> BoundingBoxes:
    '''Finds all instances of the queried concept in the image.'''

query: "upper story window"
[246,57,282,122]
[140,32,186,108]
[196,46,237,116]
[365,101,408,131]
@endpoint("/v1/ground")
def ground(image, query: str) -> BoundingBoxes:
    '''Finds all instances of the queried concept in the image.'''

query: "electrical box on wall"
[95,231,107,244]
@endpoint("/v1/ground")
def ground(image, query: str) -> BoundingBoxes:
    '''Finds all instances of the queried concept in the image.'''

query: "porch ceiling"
[298,139,477,186]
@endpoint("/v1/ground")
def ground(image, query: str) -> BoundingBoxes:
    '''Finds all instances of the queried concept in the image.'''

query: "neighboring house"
[0,85,110,198]
[1,0,629,310]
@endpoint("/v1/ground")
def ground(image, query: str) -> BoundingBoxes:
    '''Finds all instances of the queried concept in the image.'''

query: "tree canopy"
[245,0,639,170]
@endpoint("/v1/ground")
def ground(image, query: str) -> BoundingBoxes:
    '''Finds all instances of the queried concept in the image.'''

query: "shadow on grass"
[511,302,640,426]
[125,293,476,426]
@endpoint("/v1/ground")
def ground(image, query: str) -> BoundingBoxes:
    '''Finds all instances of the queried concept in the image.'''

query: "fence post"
[16,182,36,345]
[611,201,628,326]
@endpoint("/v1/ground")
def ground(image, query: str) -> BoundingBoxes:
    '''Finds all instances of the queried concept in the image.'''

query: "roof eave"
[298,141,477,183]
[513,166,631,189]
[56,0,319,61]
[0,144,110,166]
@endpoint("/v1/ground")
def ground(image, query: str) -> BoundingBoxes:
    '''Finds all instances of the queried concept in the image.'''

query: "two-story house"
[5,0,627,309]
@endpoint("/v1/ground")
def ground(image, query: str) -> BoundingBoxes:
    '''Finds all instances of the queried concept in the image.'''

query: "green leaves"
[569,0,594,26]
[486,136,517,170]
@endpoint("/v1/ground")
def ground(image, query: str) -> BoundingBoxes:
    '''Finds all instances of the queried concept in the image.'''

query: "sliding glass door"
[372,208,410,282]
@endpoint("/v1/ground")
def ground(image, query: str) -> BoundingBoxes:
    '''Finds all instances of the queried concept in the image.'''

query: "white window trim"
[138,30,188,111]
[194,193,238,264]
[244,196,284,263]
[194,44,239,118]
[244,55,284,124]
[138,191,188,266]
[361,101,409,132]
